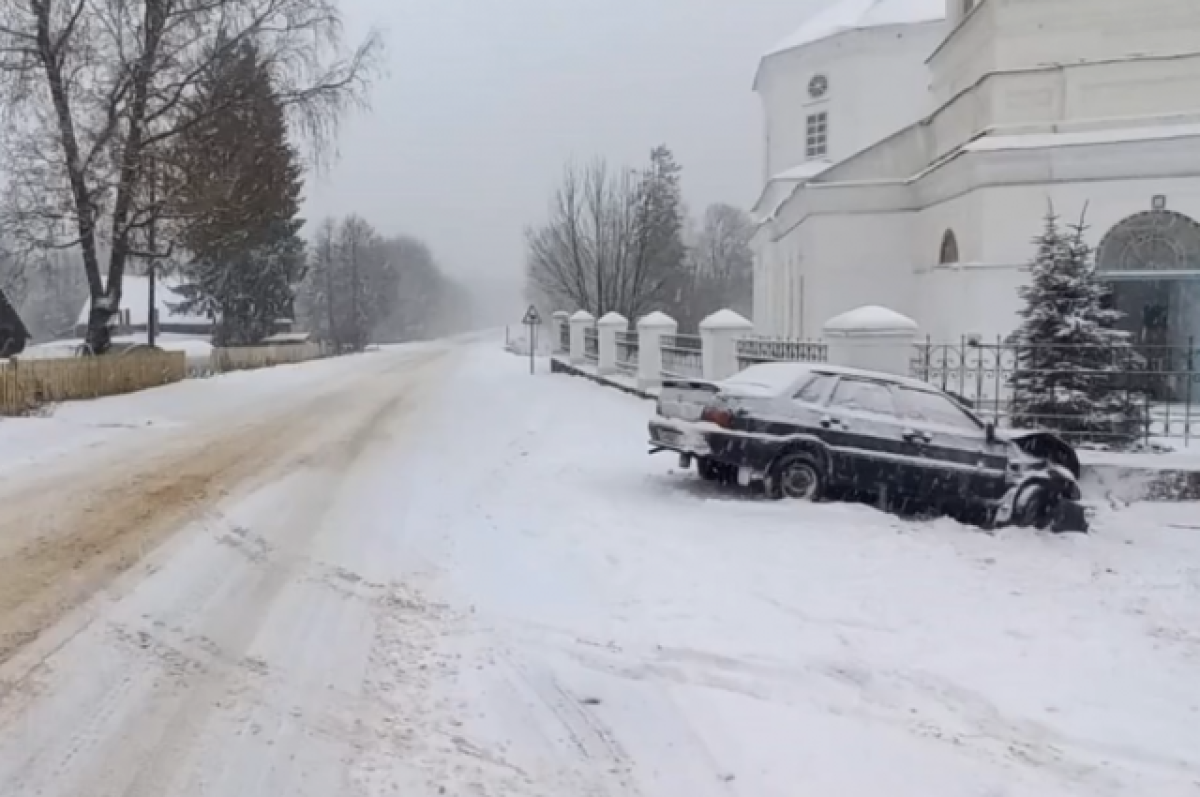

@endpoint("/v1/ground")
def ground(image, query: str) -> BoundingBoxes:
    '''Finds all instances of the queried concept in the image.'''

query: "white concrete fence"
[549,305,920,391]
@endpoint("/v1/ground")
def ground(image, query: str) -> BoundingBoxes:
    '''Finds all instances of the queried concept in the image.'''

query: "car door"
[820,377,922,496]
[893,387,1010,502]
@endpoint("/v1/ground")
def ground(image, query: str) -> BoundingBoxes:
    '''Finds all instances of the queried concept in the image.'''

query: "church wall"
[803,212,915,339]
[1061,55,1200,124]
[931,0,1200,106]
[758,24,943,183]
[957,175,1200,344]
[910,188,1024,343]
[929,0,1000,104]
[997,0,1200,78]
[915,266,1026,344]
[978,178,1200,270]
[923,54,1200,165]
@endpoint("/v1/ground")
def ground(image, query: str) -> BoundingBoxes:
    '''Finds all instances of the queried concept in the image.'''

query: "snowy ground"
[17,332,214,361]
[0,337,1198,796]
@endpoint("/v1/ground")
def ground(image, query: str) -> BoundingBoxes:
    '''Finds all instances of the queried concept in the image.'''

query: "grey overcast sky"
[303,0,828,304]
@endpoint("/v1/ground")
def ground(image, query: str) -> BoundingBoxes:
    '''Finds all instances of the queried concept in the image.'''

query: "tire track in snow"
[0,349,451,796]
[0,351,438,668]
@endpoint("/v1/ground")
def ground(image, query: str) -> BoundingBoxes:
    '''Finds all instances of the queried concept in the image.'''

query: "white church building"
[751,0,1200,353]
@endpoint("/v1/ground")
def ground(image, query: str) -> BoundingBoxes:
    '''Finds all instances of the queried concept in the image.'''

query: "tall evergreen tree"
[173,41,306,346]
[629,145,688,321]
[1009,208,1147,447]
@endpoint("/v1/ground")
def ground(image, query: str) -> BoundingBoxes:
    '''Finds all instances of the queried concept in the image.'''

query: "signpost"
[522,305,542,375]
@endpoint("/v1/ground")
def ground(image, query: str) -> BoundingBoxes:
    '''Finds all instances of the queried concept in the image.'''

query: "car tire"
[1013,482,1055,530]
[697,458,721,482]
[767,453,824,502]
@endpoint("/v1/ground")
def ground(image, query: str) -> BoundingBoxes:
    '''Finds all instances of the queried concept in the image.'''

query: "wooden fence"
[207,341,331,374]
[1,351,187,416]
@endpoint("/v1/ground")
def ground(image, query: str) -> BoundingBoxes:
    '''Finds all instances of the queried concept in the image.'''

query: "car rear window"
[722,364,810,395]
[899,388,981,431]
[795,375,835,404]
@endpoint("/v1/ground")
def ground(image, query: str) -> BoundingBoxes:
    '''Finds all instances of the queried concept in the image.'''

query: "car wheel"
[1013,483,1055,530]
[697,458,721,482]
[768,453,823,502]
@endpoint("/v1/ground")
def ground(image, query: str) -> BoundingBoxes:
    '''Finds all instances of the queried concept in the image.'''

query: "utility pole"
[146,155,158,348]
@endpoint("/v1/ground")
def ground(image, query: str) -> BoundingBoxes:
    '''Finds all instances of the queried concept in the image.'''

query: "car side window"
[828,379,897,417]
[794,375,835,405]
[898,388,981,432]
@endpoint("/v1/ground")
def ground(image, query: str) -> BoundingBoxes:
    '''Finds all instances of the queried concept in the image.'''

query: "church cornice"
[765,131,1200,244]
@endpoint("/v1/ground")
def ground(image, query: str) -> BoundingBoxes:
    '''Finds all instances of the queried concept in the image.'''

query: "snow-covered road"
[0,338,1198,796]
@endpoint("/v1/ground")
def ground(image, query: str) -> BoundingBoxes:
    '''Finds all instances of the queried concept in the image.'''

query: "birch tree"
[0,0,381,353]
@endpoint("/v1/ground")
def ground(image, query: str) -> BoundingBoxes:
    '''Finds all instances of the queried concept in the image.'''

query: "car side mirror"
[985,422,997,444]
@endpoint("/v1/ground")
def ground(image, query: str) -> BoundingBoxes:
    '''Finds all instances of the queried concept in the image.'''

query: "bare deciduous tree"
[0,0,382,353]
[299,216,471,348]
[526,146,687,322]
[671,203,754,330]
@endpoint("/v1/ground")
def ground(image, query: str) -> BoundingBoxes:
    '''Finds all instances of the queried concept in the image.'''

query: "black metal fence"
[661,334,703,378]
[911,337,1199,447]
[736,337,828,371]
[584,327,599,363]
[616,330,639,375]
[559,322,570,353]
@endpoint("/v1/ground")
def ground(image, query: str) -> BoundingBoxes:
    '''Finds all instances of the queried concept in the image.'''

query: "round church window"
[808,74,829,100]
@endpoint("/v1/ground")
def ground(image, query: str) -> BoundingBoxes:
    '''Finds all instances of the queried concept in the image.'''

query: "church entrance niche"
[1097,210,1200,401]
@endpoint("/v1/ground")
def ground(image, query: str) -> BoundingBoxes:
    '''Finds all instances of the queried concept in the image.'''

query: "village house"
[73,275,214,339]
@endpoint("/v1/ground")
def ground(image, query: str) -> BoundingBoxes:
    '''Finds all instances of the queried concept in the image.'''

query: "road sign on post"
[523,305,542,374]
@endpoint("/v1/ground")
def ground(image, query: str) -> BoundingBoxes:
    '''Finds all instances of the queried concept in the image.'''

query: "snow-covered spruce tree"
[1009,208,1147,447]
[173,41,306,347]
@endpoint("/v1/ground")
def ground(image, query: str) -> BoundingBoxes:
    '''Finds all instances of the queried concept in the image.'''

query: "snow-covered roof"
[753,161,833,220]
[964,123,1200,153]
[765,0,946,58]
[772,161,833,183]
[75,275,211,328]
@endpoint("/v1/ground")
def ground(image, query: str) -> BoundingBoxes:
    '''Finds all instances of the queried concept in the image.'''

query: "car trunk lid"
[657,378,782,422]
[657,379,720,422]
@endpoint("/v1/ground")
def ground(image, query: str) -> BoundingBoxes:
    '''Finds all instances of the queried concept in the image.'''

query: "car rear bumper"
[649,419,711,457]
[648,419,780,473]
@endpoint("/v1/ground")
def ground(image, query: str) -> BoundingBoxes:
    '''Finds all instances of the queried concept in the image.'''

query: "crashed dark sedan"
[649,363,1088,533]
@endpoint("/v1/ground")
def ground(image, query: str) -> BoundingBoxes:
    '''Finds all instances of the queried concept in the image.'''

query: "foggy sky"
[303,0,828,314]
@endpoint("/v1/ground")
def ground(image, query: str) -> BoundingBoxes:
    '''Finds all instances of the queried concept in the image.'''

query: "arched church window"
[1097,211,1200,275]
[939,230,960,265]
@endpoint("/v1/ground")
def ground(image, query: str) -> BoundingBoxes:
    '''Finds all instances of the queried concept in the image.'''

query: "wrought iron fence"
[911,337,1199,447]
[736,336,828,371]
[661,334,703,378]
[616,330,639,375]
[559,322,570,353]
[584,326,599,363]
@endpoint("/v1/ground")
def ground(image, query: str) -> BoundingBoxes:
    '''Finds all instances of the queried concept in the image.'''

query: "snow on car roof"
[723,361,937,394]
